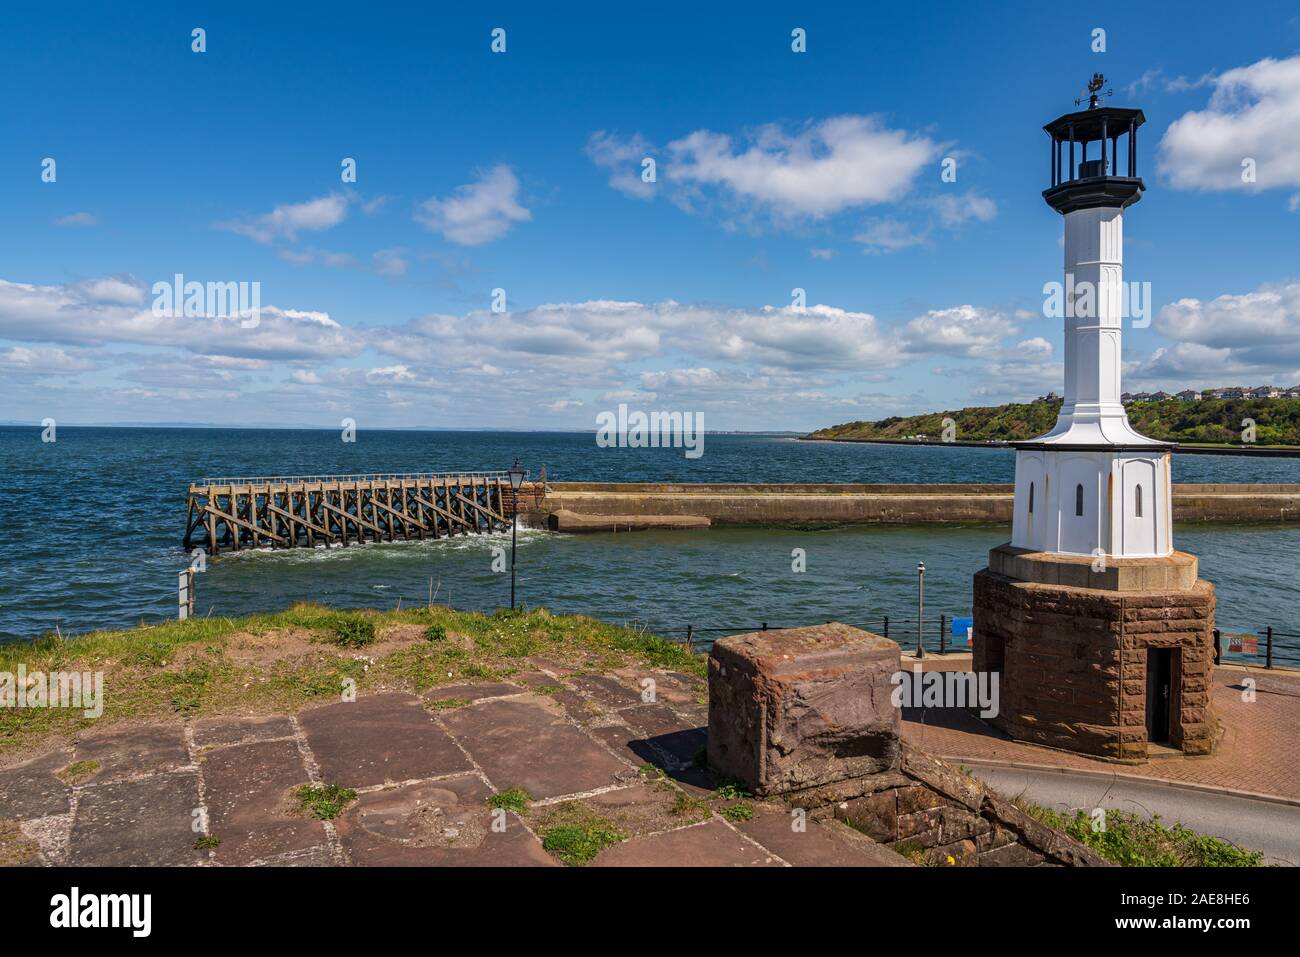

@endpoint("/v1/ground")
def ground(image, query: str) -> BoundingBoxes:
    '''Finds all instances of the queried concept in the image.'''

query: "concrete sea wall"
[531,482,1300,527]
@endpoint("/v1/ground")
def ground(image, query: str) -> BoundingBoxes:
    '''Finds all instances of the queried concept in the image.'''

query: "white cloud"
[0,278,361,361]
[72,276,147,306]
[0,345,96,374]
[54,212,98,227]
[809,248,836,260]
[372,248,409,277]
[855,218,927,254]
[276,247,356,268]
[415,166,531,245]
[1158,56,1300,199]
[1155,281,1300,367]
[586,131,656,199]
[545,399,584,413]
[663,115,938,219]
[218,193,350,244]
[903,305,1018,358]
[924,190,997,228]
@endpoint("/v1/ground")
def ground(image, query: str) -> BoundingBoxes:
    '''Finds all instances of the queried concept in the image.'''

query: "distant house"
[1121,392,1134,405]
[1176,389,1201,401]
[1219,387,1245,399]
[1249,386,1280,399]
[1286,387,1300,399]
[1131,392,1154,402]
[1151,390,1173,401]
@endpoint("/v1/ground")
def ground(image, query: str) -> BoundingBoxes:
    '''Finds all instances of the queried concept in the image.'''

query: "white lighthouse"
[1011,79,1172,559]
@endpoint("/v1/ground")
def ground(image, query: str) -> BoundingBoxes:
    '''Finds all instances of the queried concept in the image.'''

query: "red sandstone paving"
[422,682,523,703]
[192,714,297,750]
[0,748,73,819]
[71,723,190,781]
[902,667,1300,801]
[199,736,327,865]
[591,818,781,867]
[733,805,915,867]
[298,692,471,788]
[333,775,555,866]
[437,695,630,798]
[68,771,206,866]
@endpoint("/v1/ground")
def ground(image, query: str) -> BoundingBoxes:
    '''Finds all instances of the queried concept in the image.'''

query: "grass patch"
[194,835,222,850]
[56,759,101,786]
[0,819,39,866]
[0,602,702,759]
[323,615,376,648]
[719,801,754,822]
[541,822,623,866]
[1014,799,1264,867]
[670,790,710,818]
[535,802,624,866]
[715,778,752,801]
[424,697,470,711]
[487,787,532,813]
[295,783,357,820]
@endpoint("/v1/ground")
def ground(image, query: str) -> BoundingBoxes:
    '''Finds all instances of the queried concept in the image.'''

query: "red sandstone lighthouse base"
[972,544,1218,762]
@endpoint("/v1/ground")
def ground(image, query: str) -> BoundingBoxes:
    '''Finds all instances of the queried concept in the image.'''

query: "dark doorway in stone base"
[1146,648,1172,744]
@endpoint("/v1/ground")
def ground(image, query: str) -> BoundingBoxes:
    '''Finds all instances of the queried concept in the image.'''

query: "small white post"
[178,570,190,621]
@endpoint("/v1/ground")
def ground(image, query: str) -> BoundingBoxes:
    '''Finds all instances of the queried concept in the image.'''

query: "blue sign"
[951,617,974,642]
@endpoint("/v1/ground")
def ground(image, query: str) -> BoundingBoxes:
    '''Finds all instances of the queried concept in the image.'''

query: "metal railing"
[1214,627,1300,669]
[664,614,974,655]
[193,470,511,487]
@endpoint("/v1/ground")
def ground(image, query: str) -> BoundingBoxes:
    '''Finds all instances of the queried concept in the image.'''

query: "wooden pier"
[184,471,533,554]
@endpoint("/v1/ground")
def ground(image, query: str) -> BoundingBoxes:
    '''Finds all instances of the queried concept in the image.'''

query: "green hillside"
[808,397,1300,446]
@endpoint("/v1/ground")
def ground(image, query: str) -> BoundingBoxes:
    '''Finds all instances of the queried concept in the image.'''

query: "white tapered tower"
[1011,81,1173,558]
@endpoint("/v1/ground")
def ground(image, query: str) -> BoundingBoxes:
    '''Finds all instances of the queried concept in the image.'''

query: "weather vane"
[1075,72,1113,109]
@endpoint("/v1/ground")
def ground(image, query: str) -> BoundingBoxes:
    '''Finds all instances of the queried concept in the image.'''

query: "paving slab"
[531,781,710,842]
[591,818,782,867]
[733,805,913,867]
[298,693,471,788]
[334,774,555,866]
[0,748,73,819]
[200,737,326,865]
[192,715,297,750]
[567,674,645,710]
[587,721,706,776]
[72,723,190,781]
[439,695,629,798]
[68,771,205,866]
[422,682,523,704]
[620,703,694,739]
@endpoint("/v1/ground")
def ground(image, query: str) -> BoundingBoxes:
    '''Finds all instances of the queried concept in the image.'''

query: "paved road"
[968,762,1300,866]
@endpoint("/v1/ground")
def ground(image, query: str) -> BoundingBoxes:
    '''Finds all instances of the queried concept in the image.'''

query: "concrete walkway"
[0,659,904,867]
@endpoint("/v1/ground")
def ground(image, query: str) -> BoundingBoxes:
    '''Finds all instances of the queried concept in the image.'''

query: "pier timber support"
[183,471,532,555]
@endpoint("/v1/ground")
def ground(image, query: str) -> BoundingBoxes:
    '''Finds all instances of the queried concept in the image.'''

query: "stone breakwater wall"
[531,482,1300,527]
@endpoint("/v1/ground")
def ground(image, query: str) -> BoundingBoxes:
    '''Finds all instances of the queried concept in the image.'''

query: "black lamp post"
[507,459,527,610]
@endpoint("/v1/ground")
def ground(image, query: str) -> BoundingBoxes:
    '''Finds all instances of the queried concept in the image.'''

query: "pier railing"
[184,471,526,554]
[193,470,510,488]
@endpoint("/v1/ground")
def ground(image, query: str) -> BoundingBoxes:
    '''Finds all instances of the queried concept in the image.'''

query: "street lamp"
[916,561,926,660]
[507,459,527,610]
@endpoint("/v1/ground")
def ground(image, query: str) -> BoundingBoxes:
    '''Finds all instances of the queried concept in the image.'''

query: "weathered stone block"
[834,791,897,842]
[708,623,900,796]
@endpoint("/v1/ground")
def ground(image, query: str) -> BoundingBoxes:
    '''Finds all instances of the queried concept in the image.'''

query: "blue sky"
[2,2,1299,430]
